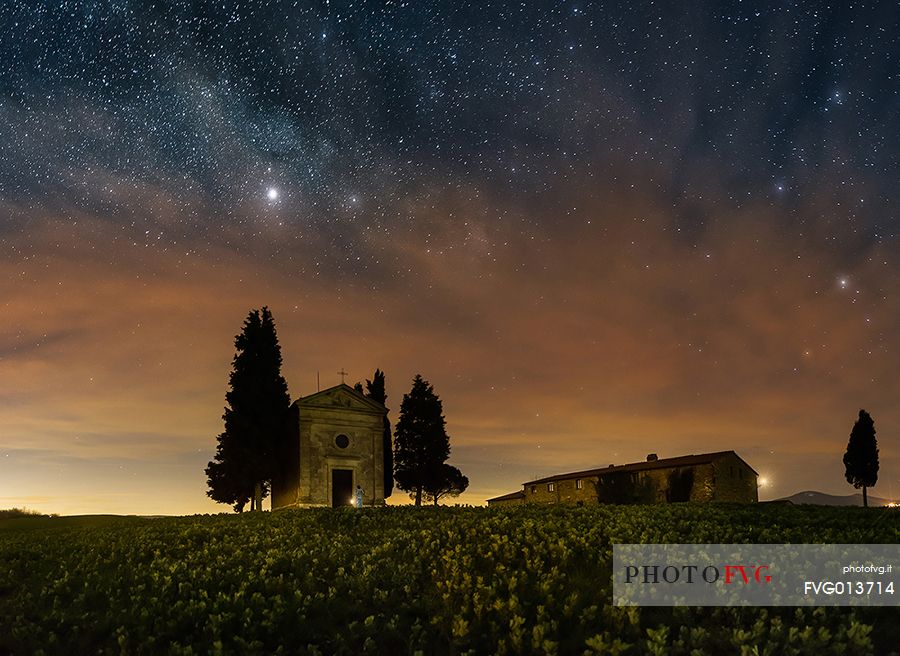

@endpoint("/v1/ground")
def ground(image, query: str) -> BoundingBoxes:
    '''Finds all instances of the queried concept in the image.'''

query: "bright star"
[267,187,279,201]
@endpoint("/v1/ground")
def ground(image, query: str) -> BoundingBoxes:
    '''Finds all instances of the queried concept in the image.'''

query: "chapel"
[271,383,389,508]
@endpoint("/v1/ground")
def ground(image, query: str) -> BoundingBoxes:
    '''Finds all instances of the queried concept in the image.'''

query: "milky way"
[1,1,898,513]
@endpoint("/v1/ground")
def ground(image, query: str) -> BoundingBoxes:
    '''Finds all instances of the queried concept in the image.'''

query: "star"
[1,0,896,523]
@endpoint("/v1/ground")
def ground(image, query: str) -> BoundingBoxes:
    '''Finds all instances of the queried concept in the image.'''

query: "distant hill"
[0,514,152,532]
[777,490,895,507]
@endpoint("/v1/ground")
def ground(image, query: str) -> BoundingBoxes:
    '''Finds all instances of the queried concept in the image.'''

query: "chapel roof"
[294,383,388,413]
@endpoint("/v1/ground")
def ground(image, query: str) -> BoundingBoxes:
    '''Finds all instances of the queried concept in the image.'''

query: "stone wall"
[299,406,384,506]
[711,452,758,502]
[524,476,599,504]
[590,465,715,504]
[513,457,755,507]
[688,464,716,501]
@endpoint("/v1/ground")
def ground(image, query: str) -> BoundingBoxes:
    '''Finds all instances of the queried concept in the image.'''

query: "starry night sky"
[1,1,898,513]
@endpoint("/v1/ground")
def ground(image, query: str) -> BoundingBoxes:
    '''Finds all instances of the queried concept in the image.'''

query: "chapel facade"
[271,384,389,508]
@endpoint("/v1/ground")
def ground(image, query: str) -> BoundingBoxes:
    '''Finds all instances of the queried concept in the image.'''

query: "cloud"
[1,171,898,511]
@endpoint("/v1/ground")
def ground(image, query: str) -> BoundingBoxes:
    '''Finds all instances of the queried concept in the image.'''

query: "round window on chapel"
[335,434,350,449]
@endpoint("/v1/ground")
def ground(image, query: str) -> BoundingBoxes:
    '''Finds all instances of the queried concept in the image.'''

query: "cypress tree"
[206,307,291,511]
[843,409,879,507]
[364,369,393,498]
[393,374,451,506]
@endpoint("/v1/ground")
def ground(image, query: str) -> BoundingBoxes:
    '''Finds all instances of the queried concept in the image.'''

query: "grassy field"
[1,504,898,655]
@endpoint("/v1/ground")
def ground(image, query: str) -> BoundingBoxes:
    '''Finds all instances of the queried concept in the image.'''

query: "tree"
[422,463,469,506]
[393,374,453,506]
[843,409,879,507]
[666,468,695,502]
[597,471,657,504]
[205,432,255,512]
[364,368,393,498]
[205,307,291,512]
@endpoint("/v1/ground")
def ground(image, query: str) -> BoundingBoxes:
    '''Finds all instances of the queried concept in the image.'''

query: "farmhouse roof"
[486,490,526,503]
[522,450,757,486]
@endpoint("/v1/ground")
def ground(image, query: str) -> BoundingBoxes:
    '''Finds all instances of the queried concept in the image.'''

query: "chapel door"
[331,469,353,507]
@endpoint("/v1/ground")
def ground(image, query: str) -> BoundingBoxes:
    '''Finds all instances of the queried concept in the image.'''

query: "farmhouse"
[271,384,389,509]
[487,451,758,506]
